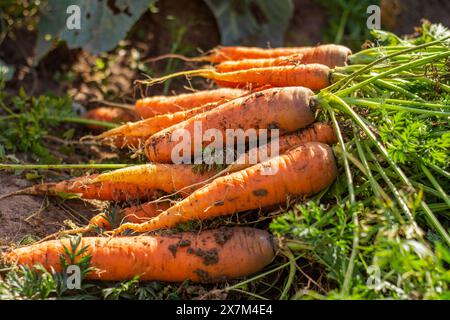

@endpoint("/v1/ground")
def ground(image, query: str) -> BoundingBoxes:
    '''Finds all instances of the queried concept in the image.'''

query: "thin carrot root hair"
[136,68,216,87]
[143,53,208,63]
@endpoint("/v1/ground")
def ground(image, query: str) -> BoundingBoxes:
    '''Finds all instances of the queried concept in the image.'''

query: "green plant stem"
[0,163,130,170]
[335,50,450,96]
[0,114,119,129]
[332,37,450,92]
[373,79,424,101]
[428,163,450,179]
[421,164,450,208]
[327,104,355,203]
[62,117,119,129]
[359,98,450,109]
[280,250,296,300]
[342,98,450,117]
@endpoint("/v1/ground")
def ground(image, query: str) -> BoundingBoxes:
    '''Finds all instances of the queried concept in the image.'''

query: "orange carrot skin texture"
[90,201,172,230]
[213,63,330,90]
[18,174,159,201]
[215,45,351,72]
[297,44,352,68]
[215,54,304,73]
[84,107,137,131]
[116,142,337,234]
[100,103,219,148]
[135,88,246,118]
[92,163,218,196]
[206,46,311,63]
[145,86,316,163]
[205,44,351,64]
[230,123,337,172]
[6,227,276,282]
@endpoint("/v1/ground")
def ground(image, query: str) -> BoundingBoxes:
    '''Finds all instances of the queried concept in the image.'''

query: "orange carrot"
[5,227,276,282]
[145,86,316,163]
[135,88,246,118]
[83,107,138,131]
[140,63,330,90]
[99,102,219,148]
[153,44,351,65]
[89,200,172,230]
[215,44,351,71]
[229,122,337,172]
[91,163,217,197]
[3,174,160,202]
[112,142,337,234]
[215,54,304,72]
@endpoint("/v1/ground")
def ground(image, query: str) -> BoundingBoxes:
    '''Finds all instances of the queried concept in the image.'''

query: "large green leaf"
[34,0,151,64]
[204,0,293,46]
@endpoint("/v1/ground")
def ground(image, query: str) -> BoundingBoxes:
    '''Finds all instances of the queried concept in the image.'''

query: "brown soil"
[0,172,98,245]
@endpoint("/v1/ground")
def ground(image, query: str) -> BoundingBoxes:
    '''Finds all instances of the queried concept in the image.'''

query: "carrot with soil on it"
[98,102,220,148]
[112,142,338,235]
[144,86,317,163]
[0,174,161,202]
[134,88,247,118]
[87,200,172,231]
[150,44,352,66]
[95,122,337,190]
[229,122,338,172]
[4,227,276,282]
[138,63,331,91]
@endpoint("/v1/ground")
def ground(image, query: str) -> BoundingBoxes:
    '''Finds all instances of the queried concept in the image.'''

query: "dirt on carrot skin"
[0,172,98,245]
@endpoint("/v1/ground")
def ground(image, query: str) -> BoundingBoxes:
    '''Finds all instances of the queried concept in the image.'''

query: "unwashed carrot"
[229,122,337,172]
[152,44,351,65]
[215,44,351,71]
[145,86,317,163]
[96,123,337,190]
[90,163,217,197]
[140,63,330,91]
[99,102,219,148]
[3,174,160,202]
[83,107,138,131]
[112,142,337,234]
[5,227,276,282]
[89,200,172,230]
[135,88,246,118]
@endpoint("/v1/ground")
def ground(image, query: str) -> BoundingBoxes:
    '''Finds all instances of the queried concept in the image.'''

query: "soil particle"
[213,227,234,246]
[188,247,219,265]
[168,244,178,257]
[252,189,268,197]
[168,239,192,257]
[194,269,210,281]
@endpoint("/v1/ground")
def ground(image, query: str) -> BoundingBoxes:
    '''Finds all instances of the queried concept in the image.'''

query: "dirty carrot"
[98,102,219,148]
[215,44,351,72]
[5,227,276,282]
[134,88,246,118]
[91,163,217,197]
[145,86,317,163]
[89,200,172,230]
[139,63,331,91]
[112,142,338,234]
[2,174,160,202]
[229,122,337,172]
[152,44,351,65]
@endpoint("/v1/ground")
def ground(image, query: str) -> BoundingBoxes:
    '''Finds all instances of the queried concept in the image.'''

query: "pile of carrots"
[3,44,351,282]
